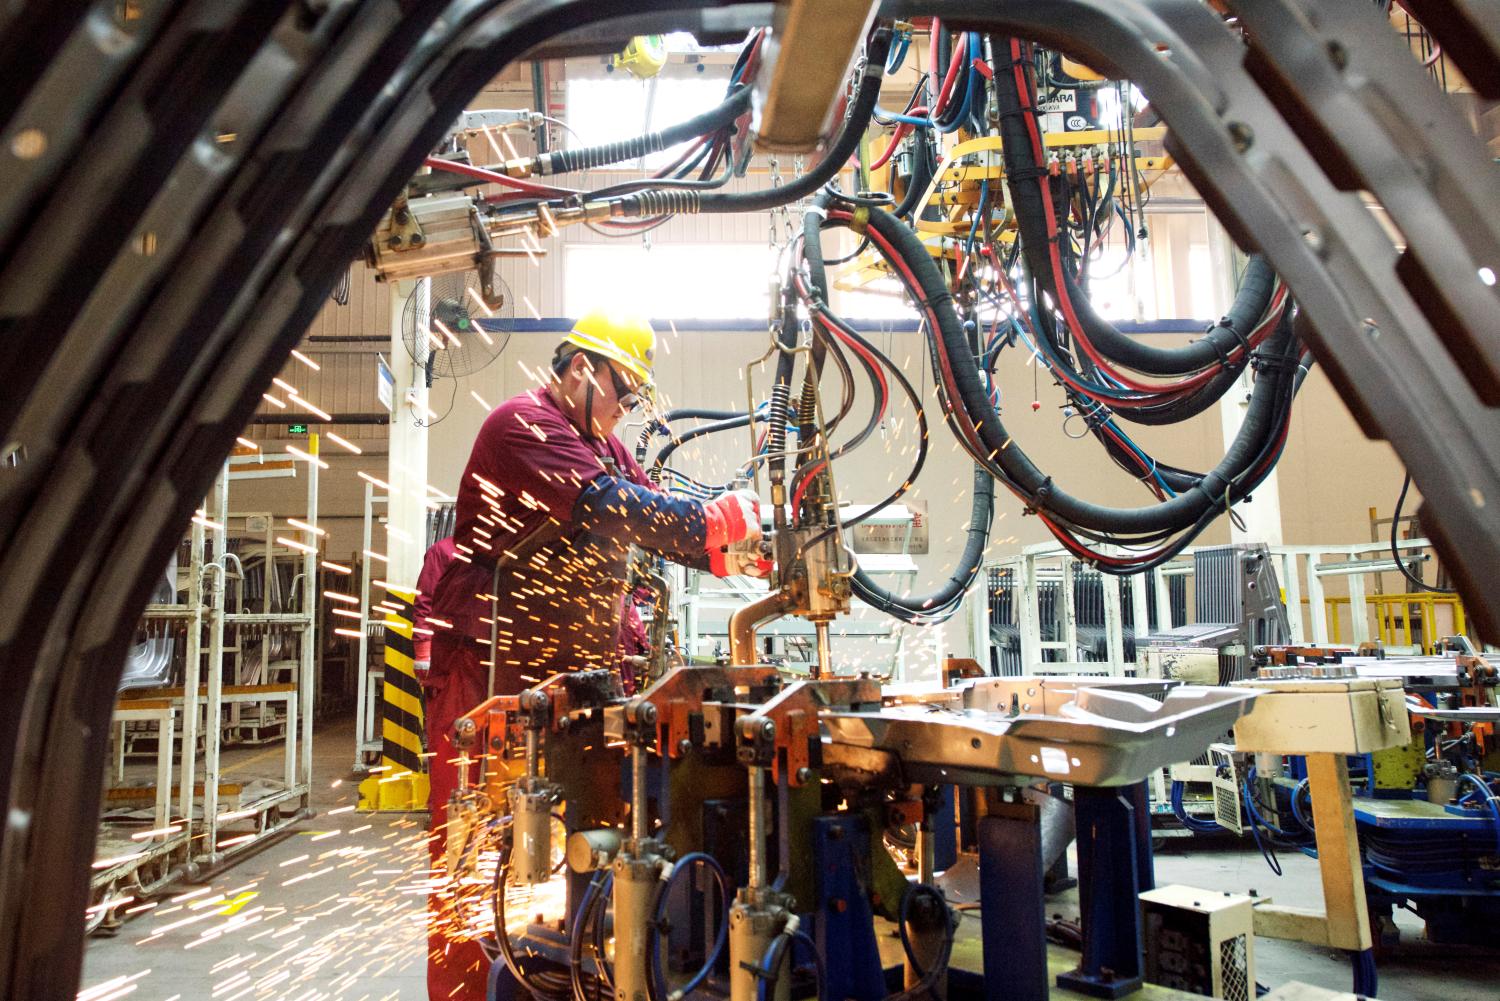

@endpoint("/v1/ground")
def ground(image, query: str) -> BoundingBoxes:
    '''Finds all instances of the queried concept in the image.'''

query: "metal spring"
[626,188,700,217]
[766,383,792,459]
[551,132,662,173]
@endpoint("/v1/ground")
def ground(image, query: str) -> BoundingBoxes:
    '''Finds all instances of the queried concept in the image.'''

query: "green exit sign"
[288,423,309,434]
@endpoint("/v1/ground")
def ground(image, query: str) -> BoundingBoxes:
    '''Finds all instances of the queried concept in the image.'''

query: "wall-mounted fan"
[401,270,514,386]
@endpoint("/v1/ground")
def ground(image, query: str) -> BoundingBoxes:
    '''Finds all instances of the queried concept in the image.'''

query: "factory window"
[564,243,775,319]
[565,75,734,171]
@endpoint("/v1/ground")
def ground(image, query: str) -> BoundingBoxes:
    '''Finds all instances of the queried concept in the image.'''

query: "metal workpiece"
[612,847,669,1001]
[728,895,790,1001]
[507,782,557,886]
[739,676,883,781]
[882,675,1175,715]
[822,685,1259,788]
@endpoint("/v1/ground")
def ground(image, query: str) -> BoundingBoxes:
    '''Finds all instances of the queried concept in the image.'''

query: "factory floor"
[80,715,1500,1000]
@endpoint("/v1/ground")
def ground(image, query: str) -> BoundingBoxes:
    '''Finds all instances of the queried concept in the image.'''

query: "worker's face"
[559,352,644,438]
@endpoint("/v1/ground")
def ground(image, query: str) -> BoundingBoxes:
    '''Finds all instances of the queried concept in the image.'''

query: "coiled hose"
[851,200,1301,540]
[649,852,729,1001]
[617,28,894,218]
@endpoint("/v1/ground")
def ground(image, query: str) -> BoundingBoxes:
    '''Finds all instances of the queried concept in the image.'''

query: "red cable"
[822,208,1283,566]
[842,214,1185,565]
[930,31,966,120]
[424,156,576,197]
[1004,42,1225,395]
[871,105,929,172]
[791,460,825,513]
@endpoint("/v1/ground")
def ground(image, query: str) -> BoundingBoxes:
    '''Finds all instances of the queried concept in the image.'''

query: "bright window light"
[565,75,733,170]
[564,243,775,318]
[836,279,919,321]
[1081,243,1158,321]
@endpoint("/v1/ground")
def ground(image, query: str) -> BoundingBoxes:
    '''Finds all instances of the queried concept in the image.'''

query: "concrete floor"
[80,715,1500,1000]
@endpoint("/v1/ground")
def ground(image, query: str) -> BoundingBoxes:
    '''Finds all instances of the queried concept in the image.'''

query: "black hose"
[804,196,882,462]
[891,130,936,221]
[663,408,748,422]
[537,87,750,175]
[991,35,1275,376]
[617,29,894,217]
[854,197,1299,538]
[853,464,993,624]
[1390,474,1455,593]
[767,284,800,496]
[651,411,762,472]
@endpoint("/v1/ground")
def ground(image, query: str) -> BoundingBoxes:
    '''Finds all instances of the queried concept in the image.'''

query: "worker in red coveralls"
[617,582,654,694]
[412,535,458,679]
[423,311,765,999]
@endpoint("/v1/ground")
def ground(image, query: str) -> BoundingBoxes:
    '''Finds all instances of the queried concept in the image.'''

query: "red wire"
[791,460,825,514]
[424,156,576,197]
[930,30,967,120]
[871,105,929,172]
[829,210,1187,565]
[1004,42,1234,395]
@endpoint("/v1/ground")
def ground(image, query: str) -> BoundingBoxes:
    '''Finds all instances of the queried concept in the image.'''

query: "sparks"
[289,348,321,371]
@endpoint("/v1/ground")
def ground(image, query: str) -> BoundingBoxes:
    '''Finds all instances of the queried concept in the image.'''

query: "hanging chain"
[768,155,783,251]
[785,153,805,243]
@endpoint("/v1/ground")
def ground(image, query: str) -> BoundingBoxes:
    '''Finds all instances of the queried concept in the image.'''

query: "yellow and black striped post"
[358,589,431,811]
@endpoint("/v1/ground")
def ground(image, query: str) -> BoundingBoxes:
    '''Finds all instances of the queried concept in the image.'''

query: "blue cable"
[1243,792,1283,876]
[1457,773,1500,831]
[1290,777,1314,833]
[885,32,912,75]
[994,312,1182,496]
[934,35,981,135]
[650,852,730,1001]
[1244,767,1310,842]
[1101,417,1177,497]
[791,930,825,1001]
[1170,780,1222,834]
[875,109,934,128]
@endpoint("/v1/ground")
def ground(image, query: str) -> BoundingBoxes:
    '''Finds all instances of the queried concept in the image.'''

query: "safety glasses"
[606,363,645,413]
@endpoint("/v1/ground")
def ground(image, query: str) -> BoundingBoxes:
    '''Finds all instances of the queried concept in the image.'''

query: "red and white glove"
[710,549,774,578]
[703,489,768,577]
[702,489,762,549]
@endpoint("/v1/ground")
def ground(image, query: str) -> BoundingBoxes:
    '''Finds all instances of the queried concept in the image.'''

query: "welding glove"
[712,549,774,578]
[703,489,766,577]
[702,489,762,549]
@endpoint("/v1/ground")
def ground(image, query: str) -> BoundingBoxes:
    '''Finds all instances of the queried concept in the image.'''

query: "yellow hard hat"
[564,310,656,388]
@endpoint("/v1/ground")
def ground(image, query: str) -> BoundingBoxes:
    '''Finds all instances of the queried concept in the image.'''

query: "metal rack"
[353,482,389,772]
[91,444,322,930]
[973,535,1473,680]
